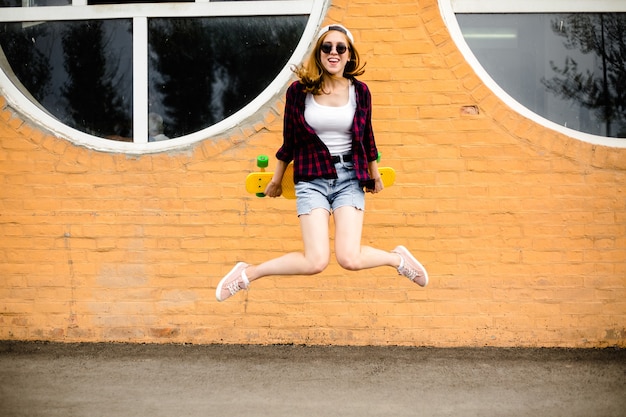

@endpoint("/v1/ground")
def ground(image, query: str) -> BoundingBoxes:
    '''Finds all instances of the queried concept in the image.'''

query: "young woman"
[216,24,428,302]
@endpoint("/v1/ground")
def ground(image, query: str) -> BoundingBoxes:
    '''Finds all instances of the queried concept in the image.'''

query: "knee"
[306,257,329,275]
[336,254,360,271]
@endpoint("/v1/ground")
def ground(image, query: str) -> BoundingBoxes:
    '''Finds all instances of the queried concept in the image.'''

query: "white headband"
[317,24,354,43]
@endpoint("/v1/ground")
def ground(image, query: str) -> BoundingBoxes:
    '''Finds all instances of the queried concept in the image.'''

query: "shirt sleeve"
[275,82,298,163]
[360,83,379,162]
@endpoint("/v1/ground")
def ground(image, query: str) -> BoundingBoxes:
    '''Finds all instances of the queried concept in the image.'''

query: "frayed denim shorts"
[295,161,365,216]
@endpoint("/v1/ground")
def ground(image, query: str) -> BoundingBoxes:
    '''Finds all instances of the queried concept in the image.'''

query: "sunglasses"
[320,42,348,55]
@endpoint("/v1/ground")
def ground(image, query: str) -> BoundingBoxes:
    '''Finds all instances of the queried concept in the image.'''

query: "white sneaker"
[216,262,250,301]
[392,246,428,287]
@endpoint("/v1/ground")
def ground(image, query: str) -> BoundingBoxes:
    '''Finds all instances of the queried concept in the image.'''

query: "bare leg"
[333,206,401,271]
[245,208,332,282]
[217,206,427,301]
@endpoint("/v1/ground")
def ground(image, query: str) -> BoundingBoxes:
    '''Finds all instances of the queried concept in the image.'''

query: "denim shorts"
[295,161,365,216]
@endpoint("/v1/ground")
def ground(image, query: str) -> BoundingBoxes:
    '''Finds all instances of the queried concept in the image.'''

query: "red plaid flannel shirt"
[276,79,379,185]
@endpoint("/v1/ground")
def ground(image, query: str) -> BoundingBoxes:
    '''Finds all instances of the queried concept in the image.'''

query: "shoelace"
[226,279,244,296]
[398,265,421,282]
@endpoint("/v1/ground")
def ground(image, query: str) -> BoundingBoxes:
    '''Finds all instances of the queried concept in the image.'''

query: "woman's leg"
[217,203,429,301]
[216,208,332,301]
[245,208,331,281]
[333,206,401,271]
[333,205,429,286]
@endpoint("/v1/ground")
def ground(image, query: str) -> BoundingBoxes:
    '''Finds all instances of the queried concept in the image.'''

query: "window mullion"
[133,16,148,144]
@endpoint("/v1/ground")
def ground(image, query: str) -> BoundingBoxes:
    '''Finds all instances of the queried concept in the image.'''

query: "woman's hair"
[292,30,366,95]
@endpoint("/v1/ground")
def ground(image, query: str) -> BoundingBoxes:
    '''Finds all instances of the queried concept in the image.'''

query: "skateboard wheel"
[257,155,269,168]
[256,193,266,198]
[376,152,382,163]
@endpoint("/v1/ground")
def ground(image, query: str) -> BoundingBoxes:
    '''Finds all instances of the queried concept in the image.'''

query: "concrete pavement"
[0,342,624,417]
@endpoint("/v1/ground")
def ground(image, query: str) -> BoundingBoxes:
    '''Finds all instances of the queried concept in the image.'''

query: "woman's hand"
[264,180,283,198]
[263,159,288,198]
[367,159,384,194]
[367,176,384,194]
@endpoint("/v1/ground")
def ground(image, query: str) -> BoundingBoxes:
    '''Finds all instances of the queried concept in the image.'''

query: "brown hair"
[292,31,366,95]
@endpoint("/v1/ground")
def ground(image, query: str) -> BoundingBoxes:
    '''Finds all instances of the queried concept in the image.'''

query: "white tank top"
[304,84,356,155]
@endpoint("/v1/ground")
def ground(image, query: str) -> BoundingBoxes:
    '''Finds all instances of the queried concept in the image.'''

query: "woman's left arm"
[367,159,384,194]
[361,83,379,161]
[360,83,383,193]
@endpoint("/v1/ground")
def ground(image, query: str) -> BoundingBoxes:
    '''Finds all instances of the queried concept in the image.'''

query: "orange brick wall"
[1,0,624,347]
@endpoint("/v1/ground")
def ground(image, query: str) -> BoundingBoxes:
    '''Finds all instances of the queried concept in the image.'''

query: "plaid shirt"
[276,79,379,185]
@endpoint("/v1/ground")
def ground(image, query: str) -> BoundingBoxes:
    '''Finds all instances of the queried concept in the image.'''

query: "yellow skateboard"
[245,155,396,199]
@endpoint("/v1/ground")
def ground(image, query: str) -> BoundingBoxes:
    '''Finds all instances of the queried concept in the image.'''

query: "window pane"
[148,15,307,139]
[457,13,626,138]
[0,20,133,140]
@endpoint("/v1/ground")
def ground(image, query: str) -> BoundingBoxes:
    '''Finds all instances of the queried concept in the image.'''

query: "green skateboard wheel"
[257,155,269,168]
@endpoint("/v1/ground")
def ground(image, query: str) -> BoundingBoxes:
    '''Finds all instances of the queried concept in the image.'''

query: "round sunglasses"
[320,42,348,55]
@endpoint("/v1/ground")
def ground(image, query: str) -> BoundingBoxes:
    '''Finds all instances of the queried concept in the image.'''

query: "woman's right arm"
[269,82,299,197]
[264,159,288,197]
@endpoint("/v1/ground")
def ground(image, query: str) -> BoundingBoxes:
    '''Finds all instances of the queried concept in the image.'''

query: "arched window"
[0,0,327,153]
[440,0,626,148]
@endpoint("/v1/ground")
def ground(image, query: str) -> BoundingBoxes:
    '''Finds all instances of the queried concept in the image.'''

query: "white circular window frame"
[439,0,626,149]
[0,0,329,154]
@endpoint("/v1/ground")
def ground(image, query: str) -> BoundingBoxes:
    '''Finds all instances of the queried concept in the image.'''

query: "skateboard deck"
[245,155,396,200]
[245,162,296,199]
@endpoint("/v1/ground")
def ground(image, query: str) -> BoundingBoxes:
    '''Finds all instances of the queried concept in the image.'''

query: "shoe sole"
[216,262,247,302]
[396,245,429,287]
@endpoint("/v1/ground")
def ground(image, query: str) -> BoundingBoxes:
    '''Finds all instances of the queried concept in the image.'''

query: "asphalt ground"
[0,342,624,417]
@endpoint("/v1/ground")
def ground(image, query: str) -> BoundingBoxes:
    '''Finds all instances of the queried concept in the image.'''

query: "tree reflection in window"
[457,13,626,139]
[0,19,133,140]
[148,16,306,139]
[0,14,307,141]
[543,14,626,138]
[62,21,133,139]
[0,23,50,100]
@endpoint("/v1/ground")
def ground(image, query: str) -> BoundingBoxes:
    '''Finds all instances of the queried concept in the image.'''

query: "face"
[319,30,351,77]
